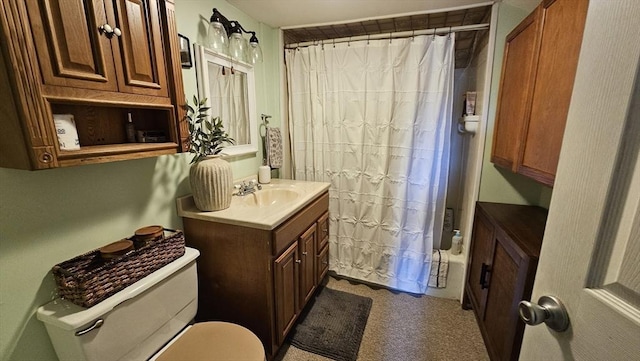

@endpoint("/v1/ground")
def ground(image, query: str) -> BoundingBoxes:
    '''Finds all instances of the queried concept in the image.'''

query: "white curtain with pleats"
[208,63,250,145]
[286,34,454,294]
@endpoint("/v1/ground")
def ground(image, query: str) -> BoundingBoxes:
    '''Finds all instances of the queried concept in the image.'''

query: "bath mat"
[289,287,372,361]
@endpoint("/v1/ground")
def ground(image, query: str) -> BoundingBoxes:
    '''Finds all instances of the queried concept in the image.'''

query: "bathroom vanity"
[176,179,330,358]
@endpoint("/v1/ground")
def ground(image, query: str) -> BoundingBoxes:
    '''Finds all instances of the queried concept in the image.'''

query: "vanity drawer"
[273,192,329,255]
[317,212,329,250]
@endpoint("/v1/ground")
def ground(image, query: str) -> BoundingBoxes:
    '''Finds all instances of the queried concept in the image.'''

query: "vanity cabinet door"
[274,241,299,345]
[299,224,317,306]
[316,211,329,283]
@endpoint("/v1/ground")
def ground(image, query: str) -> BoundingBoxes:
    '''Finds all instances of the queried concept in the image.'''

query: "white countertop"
[176,178,330,230]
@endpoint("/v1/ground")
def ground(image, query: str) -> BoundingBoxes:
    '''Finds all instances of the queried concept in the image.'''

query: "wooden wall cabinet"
[0,0,187,170]
[182,192,330,359]
[491,0,589,186]
[464,202,547,361]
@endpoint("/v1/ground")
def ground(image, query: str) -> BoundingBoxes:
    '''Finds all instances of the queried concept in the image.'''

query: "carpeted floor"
[276,275,489,361]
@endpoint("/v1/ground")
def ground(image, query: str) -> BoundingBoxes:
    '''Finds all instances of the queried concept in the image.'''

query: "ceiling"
[282,6,492,68]
[227,0,495,28]
[225,0,539,69]
[226,0,538,29]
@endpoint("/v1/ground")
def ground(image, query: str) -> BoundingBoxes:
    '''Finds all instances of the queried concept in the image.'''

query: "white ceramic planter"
[189,156,233,211]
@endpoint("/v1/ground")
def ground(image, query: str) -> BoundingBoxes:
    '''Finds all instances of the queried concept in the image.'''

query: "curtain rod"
[285,23,490,49]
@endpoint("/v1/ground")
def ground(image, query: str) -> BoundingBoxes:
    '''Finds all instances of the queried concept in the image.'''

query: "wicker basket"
[52,229,186,308]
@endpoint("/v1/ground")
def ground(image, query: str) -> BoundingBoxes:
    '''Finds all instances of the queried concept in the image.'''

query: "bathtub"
[425,249,466,300]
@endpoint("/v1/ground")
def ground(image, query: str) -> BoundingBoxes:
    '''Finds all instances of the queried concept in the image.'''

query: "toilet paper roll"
[258,166,271,184]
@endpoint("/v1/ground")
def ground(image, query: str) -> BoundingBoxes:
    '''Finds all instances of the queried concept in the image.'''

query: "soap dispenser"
[451,230,463,255]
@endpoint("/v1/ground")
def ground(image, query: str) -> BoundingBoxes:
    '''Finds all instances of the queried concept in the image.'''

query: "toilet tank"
[37,247,200,361]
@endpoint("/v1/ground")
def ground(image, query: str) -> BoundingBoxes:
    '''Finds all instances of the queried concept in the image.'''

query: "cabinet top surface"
[477,202,548,256]
[177,179,330,230]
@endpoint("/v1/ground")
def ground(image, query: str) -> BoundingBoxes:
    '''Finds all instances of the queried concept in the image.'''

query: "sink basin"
[239,188,300,207]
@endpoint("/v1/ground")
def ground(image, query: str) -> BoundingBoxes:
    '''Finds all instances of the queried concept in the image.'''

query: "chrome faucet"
[234,179,262,196]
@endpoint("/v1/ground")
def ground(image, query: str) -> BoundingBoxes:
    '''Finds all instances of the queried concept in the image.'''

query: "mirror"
[194,44,258,157]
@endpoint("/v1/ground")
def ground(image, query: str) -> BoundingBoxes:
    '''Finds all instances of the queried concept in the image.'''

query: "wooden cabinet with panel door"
[464,202,547,361]
[181,191,330,359]
[316,212,330,282]
[491,0,589,186]
[0,0,187,170]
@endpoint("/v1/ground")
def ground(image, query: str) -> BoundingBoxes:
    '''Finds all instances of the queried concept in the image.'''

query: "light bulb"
[208,21,228,53]
[228,33,247,62]
[248,41,263,64]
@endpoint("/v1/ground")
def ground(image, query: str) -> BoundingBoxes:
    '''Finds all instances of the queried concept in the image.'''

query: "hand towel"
[266,126,283,169]
[428,250,449,288]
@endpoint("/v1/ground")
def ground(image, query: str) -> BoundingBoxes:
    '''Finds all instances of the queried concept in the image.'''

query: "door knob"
[518,295,569,332]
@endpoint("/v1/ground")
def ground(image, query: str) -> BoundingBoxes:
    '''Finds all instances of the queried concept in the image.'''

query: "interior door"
[519,1,640,359]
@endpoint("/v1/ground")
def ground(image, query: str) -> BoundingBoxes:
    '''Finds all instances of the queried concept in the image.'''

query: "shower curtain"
[285,34,454,294]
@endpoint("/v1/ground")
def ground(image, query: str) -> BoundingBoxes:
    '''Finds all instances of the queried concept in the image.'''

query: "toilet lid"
[156,322,265,361]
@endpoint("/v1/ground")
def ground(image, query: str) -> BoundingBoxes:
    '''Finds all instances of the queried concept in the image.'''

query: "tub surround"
[176,178,330,230]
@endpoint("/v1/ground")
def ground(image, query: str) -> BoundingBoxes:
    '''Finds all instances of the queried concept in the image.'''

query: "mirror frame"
[193,44,258,157]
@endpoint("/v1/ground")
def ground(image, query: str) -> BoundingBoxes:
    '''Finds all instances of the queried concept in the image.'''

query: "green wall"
[0,1,279,360]
[478,2,552,208]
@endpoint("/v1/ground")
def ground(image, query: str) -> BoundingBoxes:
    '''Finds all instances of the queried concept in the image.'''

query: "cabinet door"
[315,212,329,284]
[483,234,524,361]
[518,0,589,185]
[299,225,317,305]
[491,6,542,171]
[25,0,119,92]
[274,241,299,345]
[107,0,168,97]
[317,243,329,283]
[467,208,495,318]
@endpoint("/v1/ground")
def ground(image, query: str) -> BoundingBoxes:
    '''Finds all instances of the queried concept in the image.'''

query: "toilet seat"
[154,322,265,361]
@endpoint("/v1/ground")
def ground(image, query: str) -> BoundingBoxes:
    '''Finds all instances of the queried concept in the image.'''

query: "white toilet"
[37,247,265,361]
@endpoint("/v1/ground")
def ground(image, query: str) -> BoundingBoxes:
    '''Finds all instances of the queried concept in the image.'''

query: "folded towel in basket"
[266,126,283,169]
[428,250,449,288]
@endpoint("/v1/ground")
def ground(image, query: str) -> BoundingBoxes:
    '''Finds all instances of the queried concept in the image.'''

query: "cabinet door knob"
[518,295,569,332]
[302,252,308,256]
[295,259,301,264]
[99,24,121,38]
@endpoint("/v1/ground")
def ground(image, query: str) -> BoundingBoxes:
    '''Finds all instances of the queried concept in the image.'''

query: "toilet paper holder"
[458,115,480,135]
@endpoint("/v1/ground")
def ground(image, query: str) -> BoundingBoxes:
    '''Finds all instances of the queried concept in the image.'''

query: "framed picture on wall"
[178,34,192,68]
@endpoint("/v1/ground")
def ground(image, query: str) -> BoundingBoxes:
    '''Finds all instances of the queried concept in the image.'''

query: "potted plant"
[186,96,235,211]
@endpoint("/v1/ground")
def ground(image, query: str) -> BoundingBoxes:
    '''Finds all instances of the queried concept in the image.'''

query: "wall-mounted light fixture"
[208,8,263,65]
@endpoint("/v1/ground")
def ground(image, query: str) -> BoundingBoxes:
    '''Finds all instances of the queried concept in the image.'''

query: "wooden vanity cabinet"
[465,202,547,361]
[316,212,330,282]
[491,0,588,186]
[0,0,187,170]
[182,191,330,359]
